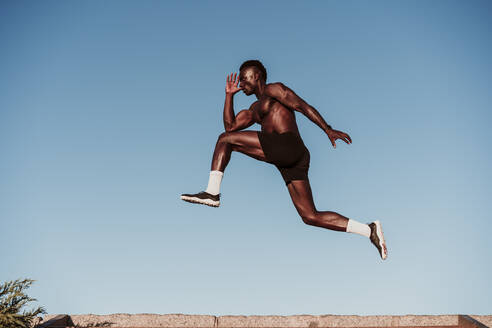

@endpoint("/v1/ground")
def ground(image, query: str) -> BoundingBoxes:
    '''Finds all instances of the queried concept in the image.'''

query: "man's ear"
[253,69,260,81]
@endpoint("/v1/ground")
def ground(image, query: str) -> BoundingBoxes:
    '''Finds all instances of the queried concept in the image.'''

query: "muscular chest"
[253,96,276,120]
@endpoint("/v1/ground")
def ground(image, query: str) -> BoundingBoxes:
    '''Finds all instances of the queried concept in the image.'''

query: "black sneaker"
[368,220,388,260]
[180,191,220,207]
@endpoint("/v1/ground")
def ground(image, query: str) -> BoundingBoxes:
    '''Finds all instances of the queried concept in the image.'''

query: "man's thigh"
[222,130,267,162]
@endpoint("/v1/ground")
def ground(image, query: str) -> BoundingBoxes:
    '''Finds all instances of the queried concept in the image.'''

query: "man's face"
[239,68,257,96]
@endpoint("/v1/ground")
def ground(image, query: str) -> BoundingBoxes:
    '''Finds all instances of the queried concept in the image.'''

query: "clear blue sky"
[1,0,491,316]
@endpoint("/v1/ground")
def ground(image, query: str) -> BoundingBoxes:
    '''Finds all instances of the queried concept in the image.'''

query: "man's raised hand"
[225,72,242,95]
[327,129,352,149]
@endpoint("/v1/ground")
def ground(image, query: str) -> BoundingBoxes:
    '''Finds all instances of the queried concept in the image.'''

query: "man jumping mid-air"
[181,60,388,260]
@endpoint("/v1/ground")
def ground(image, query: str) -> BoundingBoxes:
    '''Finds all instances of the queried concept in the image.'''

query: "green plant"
[0,278,46,328]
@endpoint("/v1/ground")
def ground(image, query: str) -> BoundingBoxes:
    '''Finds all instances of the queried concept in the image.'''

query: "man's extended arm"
[223,73,255,132]
[265,82,352,148]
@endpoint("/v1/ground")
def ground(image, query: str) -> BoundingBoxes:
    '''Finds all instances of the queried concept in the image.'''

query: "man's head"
[239,60,267,95]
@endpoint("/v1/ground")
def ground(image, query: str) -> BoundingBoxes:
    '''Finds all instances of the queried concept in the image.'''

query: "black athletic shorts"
[257,131,310,185]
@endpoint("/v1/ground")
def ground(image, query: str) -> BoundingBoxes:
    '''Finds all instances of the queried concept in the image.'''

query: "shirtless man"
[181,60,387,260]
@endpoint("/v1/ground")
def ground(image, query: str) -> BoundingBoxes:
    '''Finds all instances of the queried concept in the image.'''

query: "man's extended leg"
[287,179,388,260]
[181,131,267,207]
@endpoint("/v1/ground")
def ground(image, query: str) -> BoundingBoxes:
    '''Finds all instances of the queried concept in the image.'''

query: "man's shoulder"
[265,82,285,89]
[265,82,287,96]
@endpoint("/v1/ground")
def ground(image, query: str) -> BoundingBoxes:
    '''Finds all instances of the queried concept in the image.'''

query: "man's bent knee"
[218,131,245,147]
[218,132,230,144]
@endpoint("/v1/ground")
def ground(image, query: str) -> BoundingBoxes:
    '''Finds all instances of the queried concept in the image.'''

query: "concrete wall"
[33,314,492,328]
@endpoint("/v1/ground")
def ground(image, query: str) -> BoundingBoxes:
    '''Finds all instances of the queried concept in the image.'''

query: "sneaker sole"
[180,195,220,208]
[374,220,387,260]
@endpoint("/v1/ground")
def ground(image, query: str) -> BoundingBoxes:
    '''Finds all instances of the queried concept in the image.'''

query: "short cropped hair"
[239,60,267,82]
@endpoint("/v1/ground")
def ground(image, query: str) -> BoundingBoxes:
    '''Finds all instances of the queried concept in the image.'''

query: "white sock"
[346,219,371,238]
[205,170,223,195]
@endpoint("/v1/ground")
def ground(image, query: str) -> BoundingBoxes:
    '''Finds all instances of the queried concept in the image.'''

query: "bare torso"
[250,84,301,136]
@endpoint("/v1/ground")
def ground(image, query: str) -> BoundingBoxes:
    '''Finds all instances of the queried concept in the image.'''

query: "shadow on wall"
[34,315,113,328]
[460,316,489,328]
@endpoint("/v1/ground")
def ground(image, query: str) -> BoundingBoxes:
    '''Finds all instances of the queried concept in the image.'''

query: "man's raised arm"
[223,73,255,132]
[265,82,352,148]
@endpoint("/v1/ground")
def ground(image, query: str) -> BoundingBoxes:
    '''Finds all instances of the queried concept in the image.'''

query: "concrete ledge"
[74,314,216,328]
[33,314,491,328]
[217,315,461,327]
[35,314,216,328]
